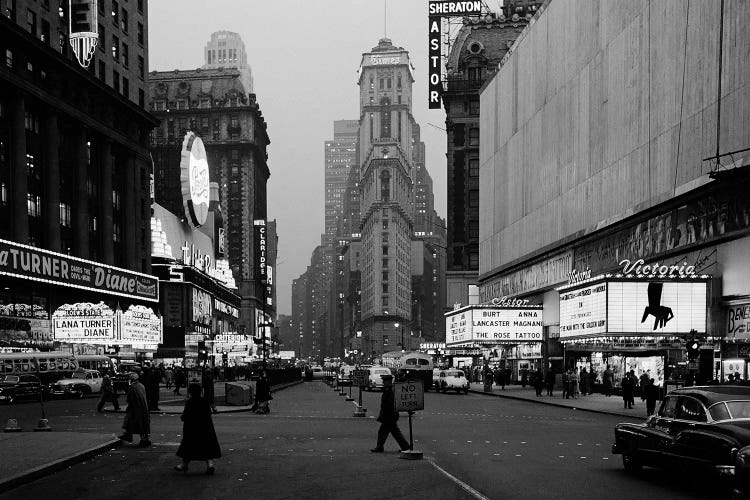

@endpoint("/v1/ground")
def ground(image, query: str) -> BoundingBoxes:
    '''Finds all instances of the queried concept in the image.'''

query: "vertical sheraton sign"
[427,1,483,109]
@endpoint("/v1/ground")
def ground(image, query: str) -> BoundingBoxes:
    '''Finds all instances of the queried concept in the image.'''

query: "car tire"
[622,453,641,473]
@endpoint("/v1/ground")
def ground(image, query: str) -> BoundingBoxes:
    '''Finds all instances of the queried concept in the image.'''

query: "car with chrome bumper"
[48,369,102,398]
[365,366,392,391]
[612,385,750,496]
[435,369,469,394]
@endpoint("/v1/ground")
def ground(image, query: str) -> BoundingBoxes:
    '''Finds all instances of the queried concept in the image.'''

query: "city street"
[0,382,723,499]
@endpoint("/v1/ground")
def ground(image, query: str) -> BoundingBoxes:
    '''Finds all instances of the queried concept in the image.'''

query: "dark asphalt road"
[0,382,728,499]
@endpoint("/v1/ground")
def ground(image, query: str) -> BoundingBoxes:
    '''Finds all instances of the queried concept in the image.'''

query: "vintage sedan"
[366,366,393,391]
[612,385,750,495]
[436,369,469,394]
[0,374,44,404]
[48,369,102,398]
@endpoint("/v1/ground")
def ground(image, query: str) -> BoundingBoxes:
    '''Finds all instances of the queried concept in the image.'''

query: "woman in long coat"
[175,383,221,474]
[254,370,272,414]
[120,373,151,447]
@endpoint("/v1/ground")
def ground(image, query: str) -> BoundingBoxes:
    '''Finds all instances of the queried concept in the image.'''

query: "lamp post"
[395,322,404,352]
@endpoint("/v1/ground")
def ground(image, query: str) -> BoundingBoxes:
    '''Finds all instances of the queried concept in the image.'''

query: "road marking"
[426,458,491,500]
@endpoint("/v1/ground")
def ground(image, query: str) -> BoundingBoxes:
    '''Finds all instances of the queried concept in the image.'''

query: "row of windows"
[153,97,242,111]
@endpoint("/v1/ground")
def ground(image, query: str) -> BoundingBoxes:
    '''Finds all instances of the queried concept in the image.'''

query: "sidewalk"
[468,382,649,420]
[0,380,303,494]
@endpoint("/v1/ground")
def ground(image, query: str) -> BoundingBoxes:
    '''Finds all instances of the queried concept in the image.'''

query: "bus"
[379,350,434,390]
[75,355,115,375]
[0,351,79,385]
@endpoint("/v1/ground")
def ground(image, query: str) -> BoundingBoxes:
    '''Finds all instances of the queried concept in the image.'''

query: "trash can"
[225,382,253,406]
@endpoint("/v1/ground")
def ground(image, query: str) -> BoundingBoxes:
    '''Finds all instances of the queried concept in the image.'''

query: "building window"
[383,297,389,307]
[379,78,384,90]
[138,89,145,107]
[397,74,402,89]
[470,100,480,115]
[382,271,388,282]
[469,128,479,147]
[382,284,388,294]
[469,220,479,239]
[469,252,479,269]
[5,49,12,69]
[121,42,129,67]
[137,22,144,45]
[41,19,50,43]
[137,0,144,14]
[111,1,119,26]
[26,9,36,36]
[386,78,392,89]
[98,60,106,81]
[382,233,388,243]
[112,190,121,211]
[59,203,71,227]
[120,7,128,32]
[380,97,391,139]
[98,24,105,51]
[122,77,128,98]
[112,69,120,92]
[199,98,210,109]
[176,99,187,110]
[382,245,388,256]
[469,159,479,177]
[27,194,42,217]
[137,55,144,78]
[380,169,390,201]
[382,258,388,268]
[153,100,166,111]
[469,190,479,207]
[111,35,119,60]
[382,219,388,229]
[113,223,121,243]
[369,76,374,90]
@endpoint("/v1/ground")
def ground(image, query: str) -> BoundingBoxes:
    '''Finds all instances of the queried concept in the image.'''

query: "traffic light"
[198,341,208,362]
[686,339,701,360]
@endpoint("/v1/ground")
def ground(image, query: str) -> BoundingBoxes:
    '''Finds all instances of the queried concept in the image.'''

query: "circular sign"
[180,132,210,228]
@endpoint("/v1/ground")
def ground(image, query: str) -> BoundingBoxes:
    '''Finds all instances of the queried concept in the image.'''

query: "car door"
[672,396,729,468]
[637,395,678,464]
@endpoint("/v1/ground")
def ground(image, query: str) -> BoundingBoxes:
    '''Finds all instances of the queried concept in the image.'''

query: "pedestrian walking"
[165,366,174,390]
[639,371,650,401]
[545,367,555,396]
[370,375,409,453]
[253,370,272,414]
[495,366,505,390]
[570,368,580,399]
[534,368,544,396]
[97,372,120,412]
[580,368,590,396]
[603,366,614,397]
[174,367,186,395]
[645,378,659,416]
[521,368,529,388]
[173,383,221,475]
[621,371,635,409]
[119,373,151,447]
[202,369,217,413]
[562,369,570,399]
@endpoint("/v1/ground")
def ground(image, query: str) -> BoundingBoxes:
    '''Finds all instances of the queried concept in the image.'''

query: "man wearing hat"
[119,372,151,447]
[371,374,410,453]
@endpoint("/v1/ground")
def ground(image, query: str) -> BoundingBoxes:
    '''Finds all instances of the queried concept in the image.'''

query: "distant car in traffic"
[366,366,393,391]
[309,366,326,380]
[436,369,469,394]
[337,365,355,386]
[48,369,103,398]
[0,374,44,404]
[112,362,141,393]
[612,385,750,496]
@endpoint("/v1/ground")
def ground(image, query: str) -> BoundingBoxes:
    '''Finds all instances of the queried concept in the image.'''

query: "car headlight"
[736,446,750,468]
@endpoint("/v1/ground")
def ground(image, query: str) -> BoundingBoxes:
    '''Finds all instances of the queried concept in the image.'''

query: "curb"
[0,436,122,495]
[467,388,641,420]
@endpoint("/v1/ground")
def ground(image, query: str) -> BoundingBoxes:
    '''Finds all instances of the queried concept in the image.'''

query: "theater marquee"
[445,305,543,346]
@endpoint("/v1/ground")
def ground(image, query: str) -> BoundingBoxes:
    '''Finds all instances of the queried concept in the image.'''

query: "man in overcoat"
[119,372,151,447]
[370,375,409,453]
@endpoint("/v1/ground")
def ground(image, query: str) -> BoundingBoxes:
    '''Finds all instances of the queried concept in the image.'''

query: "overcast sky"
[148,0,449,315]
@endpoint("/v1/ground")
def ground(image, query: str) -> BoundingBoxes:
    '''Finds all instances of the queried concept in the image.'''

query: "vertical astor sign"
[428,13,442,109]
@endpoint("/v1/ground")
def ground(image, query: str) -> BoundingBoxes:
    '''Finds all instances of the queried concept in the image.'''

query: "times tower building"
[357,39,416,356]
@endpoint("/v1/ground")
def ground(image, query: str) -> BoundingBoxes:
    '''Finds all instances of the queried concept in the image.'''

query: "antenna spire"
[384,0,387,38]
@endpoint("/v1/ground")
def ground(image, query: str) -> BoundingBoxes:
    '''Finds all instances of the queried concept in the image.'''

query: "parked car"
[612,385,750,496]
[366,366,393,391]
[0,374,44,404]
[112,362,142,393]
[48,369,103,398]
[310,366,326,380]
[436,369,470,394]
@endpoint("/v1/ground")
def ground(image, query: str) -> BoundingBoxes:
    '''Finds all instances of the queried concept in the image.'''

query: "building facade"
[0,0,159,354]
[478,0,750,385]
[324,120,359,246]
[148,66,271,341]
[202,30,253,94]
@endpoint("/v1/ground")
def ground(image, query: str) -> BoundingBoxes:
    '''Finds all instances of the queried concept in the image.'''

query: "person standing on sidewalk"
[645,378,659,416]
[97,372,120,412]
[119,373,151,447]
[253,370,272,414]
[545,367,555,396]
[174,367,186,395]
[621,371,635,409]
[534,367,544,396]
[579,368,590,396]
[562,369,570,399]
[174,383,221,475]
[603,366,614,397]
[371,375,409,453]
[570,368,580,399]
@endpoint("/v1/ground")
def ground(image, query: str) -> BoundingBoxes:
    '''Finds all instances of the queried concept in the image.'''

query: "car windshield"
[446,371,463,377]
[0,375,19,383]
[71,372,87,379]
[373,369,390,375]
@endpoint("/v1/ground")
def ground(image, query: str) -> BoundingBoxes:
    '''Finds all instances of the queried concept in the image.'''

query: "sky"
[148,0,450,315]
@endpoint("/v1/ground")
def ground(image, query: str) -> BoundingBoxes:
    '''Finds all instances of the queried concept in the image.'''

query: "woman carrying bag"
[174,383,222,475]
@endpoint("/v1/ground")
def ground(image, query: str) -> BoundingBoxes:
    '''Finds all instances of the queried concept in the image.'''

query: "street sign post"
[394,381,424,459]
[352,368,368,417]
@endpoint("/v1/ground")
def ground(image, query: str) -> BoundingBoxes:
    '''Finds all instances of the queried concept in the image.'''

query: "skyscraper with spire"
[357,38,417,356]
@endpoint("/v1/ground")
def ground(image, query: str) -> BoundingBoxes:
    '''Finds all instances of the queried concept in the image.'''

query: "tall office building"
[324,120,359,246]
[202,31,253,94]
[357,38,417,356]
